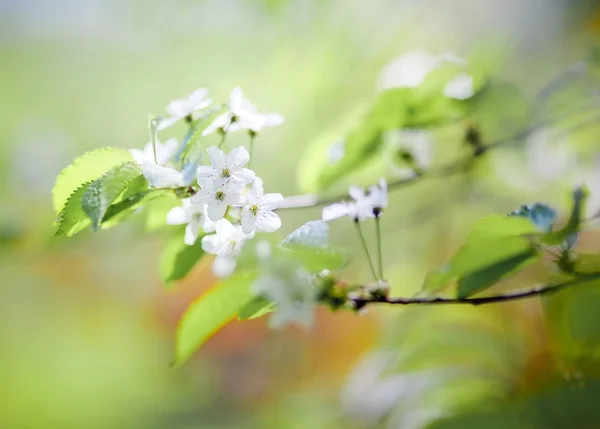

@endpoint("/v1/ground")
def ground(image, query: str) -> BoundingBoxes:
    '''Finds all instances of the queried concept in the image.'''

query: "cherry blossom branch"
[350,272,600,310]
[278,108,600,210]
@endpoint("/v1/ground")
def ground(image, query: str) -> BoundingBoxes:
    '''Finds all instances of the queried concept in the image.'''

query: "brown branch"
[350,273,600,310]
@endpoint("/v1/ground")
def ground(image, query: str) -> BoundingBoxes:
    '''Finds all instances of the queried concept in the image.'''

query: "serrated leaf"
[457,249,539,298]
[280,220,330,249]
[284,246,348,273]
[54,182,93,237]
[423,236,534,293]
[53,147,133,215]
[159,228,206,286]
[174,271,257,365]
[238,297,275,320]
[81,162,142,231]
[102,188,170,228]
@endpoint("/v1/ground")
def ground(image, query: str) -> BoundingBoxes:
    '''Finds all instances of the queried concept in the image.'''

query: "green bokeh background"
[2,0,600,428]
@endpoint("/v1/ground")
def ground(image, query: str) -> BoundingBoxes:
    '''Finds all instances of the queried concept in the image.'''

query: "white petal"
[184,221,201,246]
[207,201,228,221]
[141,163,184,188]
[263,113,284,127]
[202,114,230,136]
[229,87,244,112]
[232,168,255,184]
[156,115,180,131]
[322,203,350,221]
[224,191,243,206]
[166,99,188,117]
[166,206,188,225]
[261,193,283,210]
[216,218,236,237]
[251,177,264,200]
[129,149,146,165]
[226,146,250,169]
[212,256,236,278]
[201,234,221,254]
[349,186,366,202]
[256,210,281,232]
[444,73,475,100]
[207,145,226,169]
[242,206,257,234]
[188,88,209,106]
[197,165,218,178]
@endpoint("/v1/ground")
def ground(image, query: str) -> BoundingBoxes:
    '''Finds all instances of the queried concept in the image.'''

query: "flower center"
[220,167,231,178]
[250,204,259,216]
[215,190,225,201]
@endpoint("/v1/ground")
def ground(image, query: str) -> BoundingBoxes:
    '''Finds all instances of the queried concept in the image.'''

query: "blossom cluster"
[322,178,388,222]
[129,87,284,277]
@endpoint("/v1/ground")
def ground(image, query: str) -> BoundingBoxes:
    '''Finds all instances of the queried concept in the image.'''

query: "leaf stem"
[354,221,379,282]
[375,215,384,280]
[218,132,227,149]
[350,272,600,309]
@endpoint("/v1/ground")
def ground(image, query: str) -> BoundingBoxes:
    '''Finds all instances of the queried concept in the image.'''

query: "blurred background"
[2,0,600,428]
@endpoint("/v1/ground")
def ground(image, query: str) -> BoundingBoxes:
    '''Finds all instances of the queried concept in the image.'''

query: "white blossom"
[202,87,283,136]
[158,88,212,130]
[443,72,474,100]
[201,219,254,277]
[252,269,316,329]
[191,177,244,221]
[377,51,475,100]
[368,178,388,212]
[322,185,374,222]
[196,145,255,185]
[241,178,283,234]
[166,199,216,245]
[140,163,186,188]
[386,129,433,179]
[129,138,178,166]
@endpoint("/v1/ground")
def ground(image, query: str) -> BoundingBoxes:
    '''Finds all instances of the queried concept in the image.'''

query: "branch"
[278,105,600,211]
[350,273,600,309]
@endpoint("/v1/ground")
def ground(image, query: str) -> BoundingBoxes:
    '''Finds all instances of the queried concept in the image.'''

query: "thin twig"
[350,272,600,309]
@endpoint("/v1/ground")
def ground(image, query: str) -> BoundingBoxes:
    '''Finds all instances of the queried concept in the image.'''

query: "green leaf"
[280,220,330,249]
[101,188,170,228]
[543,186,588,245]
[465,81,530,140]
[457,249,539,298]
[466,214,541,242]
[81,162,142,231]
[174,271,257,365]
[237,297,275,320]
[423,236,535,293]
[52,147,134,215]
[159,228,206,286]
[284,246,348,273]
[54,182,93,237]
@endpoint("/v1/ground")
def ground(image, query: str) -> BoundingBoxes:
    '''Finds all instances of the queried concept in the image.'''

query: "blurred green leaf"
[543,186,588,245]
[174,271,257,365]
[284,246,348,273]
[467,214,541,242]
[52,147,133,215]
[237,297,275,320]
[159,228,206,286]
[54,182,93,237]
[423,236,535,293]
[466,81,530,140]
[81,162,142,231]
[457,249,539,298]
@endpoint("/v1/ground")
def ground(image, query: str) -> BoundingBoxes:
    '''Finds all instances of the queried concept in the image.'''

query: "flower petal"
[232,168,256,184]
[229,87,243,112]
[322,203,350,221]
[141,163,184,188]
[256,210,281,232]
[226,146,250,170]
[202,114,230,136]
[166,206,188,225]
[348,186,365,201]
[264,113,284,127]
[212,256,236,278]
[201,234,221,254]
[242,206,257,234]
[197,165,218,178]
[207,145,226,169]
[207,201,228,221]
[261,193,283,210]
[184,221,201,246]
[251,177,264,200]
[129,149,146,165]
